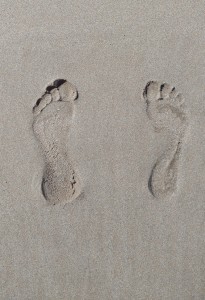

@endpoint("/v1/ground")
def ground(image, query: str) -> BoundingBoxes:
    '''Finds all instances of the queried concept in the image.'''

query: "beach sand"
[0,1,205,299]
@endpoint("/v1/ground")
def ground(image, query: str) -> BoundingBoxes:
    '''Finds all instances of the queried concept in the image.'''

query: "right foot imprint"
[143,81,188,199]
[33,79,81,205]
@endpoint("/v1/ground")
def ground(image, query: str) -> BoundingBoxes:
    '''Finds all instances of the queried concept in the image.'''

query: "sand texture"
[0,1,205,299]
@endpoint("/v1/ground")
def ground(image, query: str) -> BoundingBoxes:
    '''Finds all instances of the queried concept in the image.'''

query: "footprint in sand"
[33,79,81,205]
[143,81,188,199]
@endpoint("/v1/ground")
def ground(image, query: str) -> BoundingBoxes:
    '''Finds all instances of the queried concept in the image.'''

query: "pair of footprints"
[33,79,188,205]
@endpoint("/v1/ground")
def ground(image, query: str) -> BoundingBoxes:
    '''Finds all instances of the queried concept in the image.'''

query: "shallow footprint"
[148,139,182,199]
[143,81,187,136]
[33,79,81,205]
[143,81,188,199]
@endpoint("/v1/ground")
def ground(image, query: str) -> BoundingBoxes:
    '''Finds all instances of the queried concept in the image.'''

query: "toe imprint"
[33,79,78,116]
[143,80,187,134]
[33,79,81,205]
[143,80,188,199]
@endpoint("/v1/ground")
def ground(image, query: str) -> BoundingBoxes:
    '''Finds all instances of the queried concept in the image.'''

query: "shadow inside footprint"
[53,79,67,88]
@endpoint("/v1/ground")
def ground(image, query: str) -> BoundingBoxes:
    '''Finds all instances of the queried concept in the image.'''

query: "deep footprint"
[33,79,81,205]
[143,81,188,199]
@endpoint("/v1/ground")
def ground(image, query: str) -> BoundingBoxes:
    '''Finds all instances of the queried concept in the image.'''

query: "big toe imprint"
[32,79,81,205]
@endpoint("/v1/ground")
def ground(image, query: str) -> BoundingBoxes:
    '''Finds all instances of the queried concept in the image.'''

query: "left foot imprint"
[143,81,188,199]
[33,79,81,205]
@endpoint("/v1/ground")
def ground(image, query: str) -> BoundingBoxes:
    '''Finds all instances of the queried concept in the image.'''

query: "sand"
[0,1,205,299]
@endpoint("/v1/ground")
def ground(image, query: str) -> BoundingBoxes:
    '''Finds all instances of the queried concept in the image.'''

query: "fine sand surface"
[0,1,205,299]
